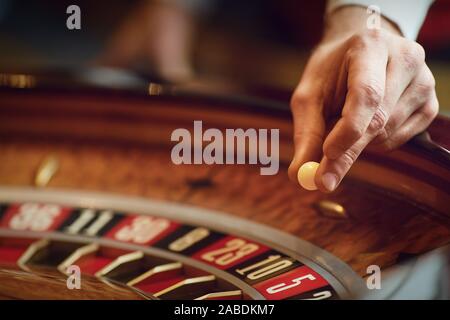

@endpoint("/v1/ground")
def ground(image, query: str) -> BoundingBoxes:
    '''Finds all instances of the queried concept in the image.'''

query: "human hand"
[97,1,194,82]
[288,6,439,192]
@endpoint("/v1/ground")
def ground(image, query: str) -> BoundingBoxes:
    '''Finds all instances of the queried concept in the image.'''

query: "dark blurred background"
[0,0,449,113]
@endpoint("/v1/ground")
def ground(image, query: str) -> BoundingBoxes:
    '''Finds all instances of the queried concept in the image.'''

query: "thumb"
[288,94,326,183]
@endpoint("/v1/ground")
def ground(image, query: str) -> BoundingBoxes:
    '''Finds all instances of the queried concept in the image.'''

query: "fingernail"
[322,173,338,192]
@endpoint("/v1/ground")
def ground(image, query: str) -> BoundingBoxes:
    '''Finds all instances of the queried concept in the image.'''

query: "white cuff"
[326,0,434,40]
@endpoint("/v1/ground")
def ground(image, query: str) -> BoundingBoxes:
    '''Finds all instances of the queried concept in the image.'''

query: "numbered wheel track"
[0,188,363,300]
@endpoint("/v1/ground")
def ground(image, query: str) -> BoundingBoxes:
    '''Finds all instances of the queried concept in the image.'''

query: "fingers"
[290,29,435,193]
[288,93,326,182]
[374,92,439,151]
[371,41,427,141]
[323,34,425,160]
[372,64,435,145]
[315,36,430,192]
[314,76,437,193]
[315,118,379,193]
[323,31,389,160]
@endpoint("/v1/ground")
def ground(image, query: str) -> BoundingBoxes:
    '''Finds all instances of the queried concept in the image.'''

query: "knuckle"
[400,42,425,71]
[378,139,397,152]
[349,29,384,49]
[432,100,439,118]
[368,107,388,133]
[345,121,365,141]
[344,47,358,64]
[415,68,436,96]
[371,134,398,152]
[290,92,311,111]
[383,118,398,137]
[354,82,384,108]
[348,34,367,49]
[412,42,426,62]
[425,67,436,87]
[401,52,420,72]
[340,148,359,168]
[365,28,384,42]
[415,82,435,97]
[423,64,436,88]
[375,129,390,143]
[419,102,439,120]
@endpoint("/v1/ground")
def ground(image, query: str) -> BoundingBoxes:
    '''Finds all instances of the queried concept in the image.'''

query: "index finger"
[323,34,389,160]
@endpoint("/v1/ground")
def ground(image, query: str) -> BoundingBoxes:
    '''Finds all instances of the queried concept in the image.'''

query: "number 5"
[266,274,316,294]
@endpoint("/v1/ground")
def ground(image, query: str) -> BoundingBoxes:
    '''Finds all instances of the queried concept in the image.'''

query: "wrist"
[322,6,402,43]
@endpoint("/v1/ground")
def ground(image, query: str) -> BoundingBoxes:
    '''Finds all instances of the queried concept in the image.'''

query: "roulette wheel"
[0,70,448,300]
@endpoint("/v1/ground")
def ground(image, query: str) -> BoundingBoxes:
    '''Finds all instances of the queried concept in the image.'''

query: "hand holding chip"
[289,6,439,192]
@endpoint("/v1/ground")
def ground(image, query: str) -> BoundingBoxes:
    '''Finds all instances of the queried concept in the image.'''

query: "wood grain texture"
[0,267,145,300]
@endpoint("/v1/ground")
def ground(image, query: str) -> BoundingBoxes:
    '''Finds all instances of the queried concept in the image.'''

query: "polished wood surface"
[0,267,145,300]
[0,86,449,279]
